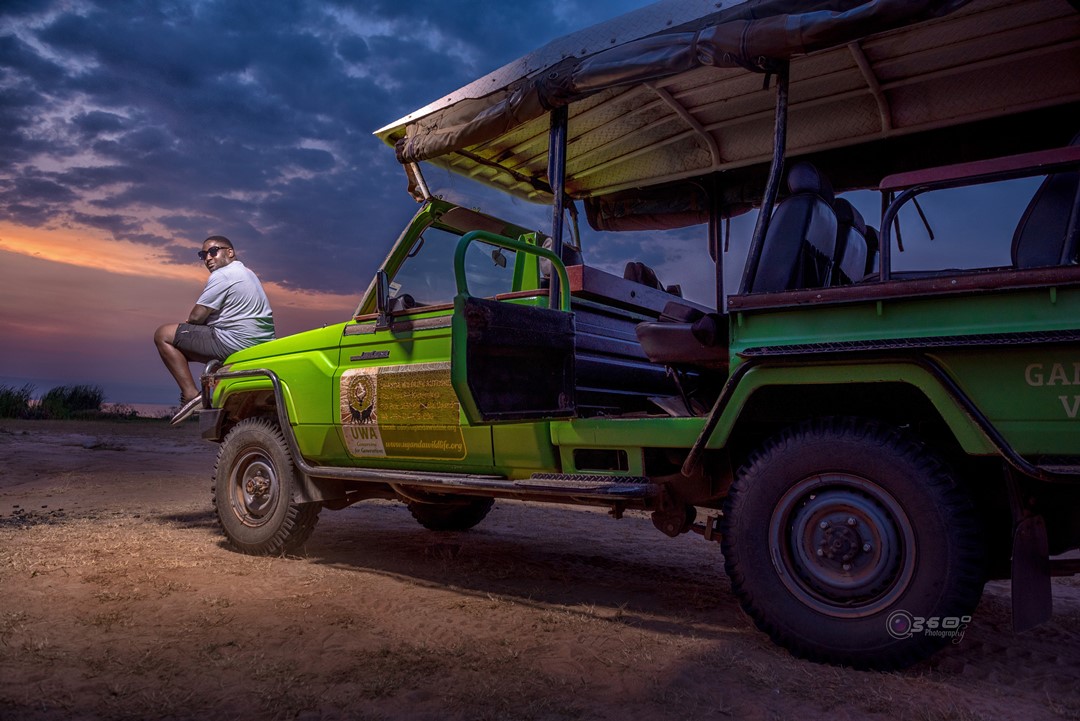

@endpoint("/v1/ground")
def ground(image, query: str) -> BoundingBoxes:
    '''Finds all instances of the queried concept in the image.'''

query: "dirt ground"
[0,419,1077,721]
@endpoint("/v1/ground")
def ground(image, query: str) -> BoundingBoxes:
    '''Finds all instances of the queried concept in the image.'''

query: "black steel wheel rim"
[229,448,280,528]
[768,473,916,618]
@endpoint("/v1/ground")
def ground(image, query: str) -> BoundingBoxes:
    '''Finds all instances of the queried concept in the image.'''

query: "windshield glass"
[389,224,518,309]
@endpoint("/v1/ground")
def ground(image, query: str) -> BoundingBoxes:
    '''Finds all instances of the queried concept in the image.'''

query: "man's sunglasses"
[197,246,229,260]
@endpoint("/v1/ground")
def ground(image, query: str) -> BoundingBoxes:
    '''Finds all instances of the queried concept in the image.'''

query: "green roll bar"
[453,230,571,311]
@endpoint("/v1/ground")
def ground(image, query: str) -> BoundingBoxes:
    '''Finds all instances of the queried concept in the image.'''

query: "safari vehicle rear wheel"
[407,497,494,532]
[213,417,321,555]
[721,417,985,670]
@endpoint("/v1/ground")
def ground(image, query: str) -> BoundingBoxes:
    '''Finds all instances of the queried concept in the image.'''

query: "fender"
[709,358,996,454]
[683,354,1079,484]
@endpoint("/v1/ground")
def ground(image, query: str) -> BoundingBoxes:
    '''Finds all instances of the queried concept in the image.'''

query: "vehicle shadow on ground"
[289,501,740,641]
[153,498,1080,708]
[160,508,219,529]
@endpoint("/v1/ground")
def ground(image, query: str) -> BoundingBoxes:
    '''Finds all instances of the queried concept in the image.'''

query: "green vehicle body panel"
[210,198,1074,482]
[547,362,995,456]
[729,283,1080,455]
[719,362,995,454]
[336,311,494,470]
[936,349,1079,454]
[215,324,347,461]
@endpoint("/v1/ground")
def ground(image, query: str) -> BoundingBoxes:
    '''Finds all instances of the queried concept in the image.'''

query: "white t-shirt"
[196,260,275,353]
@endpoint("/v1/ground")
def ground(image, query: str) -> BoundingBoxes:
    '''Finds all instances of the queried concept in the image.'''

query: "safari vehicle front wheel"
[213,417,321,555]
[721,417,985,670]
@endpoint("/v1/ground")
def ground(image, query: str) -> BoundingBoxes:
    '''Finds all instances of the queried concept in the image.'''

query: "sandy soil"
[0,419,1077,721]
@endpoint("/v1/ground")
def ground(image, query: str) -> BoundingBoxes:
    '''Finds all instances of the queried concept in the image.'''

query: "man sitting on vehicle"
[154,235,275,422]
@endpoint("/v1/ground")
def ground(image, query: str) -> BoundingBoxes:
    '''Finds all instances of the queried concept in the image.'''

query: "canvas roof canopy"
[375,0,1080,229]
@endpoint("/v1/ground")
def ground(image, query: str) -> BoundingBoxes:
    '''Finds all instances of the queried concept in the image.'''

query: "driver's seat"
[748,162,838,293]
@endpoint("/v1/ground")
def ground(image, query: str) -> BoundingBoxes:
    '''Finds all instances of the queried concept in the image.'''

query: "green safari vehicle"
[196,0,1080,669]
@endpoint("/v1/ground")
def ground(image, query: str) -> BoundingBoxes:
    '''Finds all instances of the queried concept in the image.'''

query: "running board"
[299,464,657,502]
[518,473,656,498]
[387,472,657,501]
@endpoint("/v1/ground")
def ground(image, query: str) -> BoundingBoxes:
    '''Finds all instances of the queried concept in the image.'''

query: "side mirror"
[375,269,392,329]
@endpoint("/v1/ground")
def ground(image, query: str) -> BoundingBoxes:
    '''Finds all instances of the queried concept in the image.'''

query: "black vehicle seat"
[748,162,838,292]
[624,260,682,297]
[832,198,870,285]
[1011,161,1080,269]
[635,300,728,370]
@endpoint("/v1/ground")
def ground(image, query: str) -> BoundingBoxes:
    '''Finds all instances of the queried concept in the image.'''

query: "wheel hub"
[230,451,279,526]
[245,472,271,499]
[819,522,863,563]
[771,473,915,617]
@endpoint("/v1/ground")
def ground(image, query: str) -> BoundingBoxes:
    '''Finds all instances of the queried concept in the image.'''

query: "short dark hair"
[204,235,233,248]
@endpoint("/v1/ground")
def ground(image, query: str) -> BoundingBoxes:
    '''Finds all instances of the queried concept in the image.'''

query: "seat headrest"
[833,198,866,234]
[623,261,663,290]
[787,162,834,203]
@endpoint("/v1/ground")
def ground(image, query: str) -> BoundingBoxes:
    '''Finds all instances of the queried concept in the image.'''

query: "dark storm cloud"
[0,0,55,16]
[72,110,129,137]
[0,31,65,86]
[0,172,77,226]
[336,36,369,64]
[0,0,649,294]
[67,210,150,239]
[9,176,77,204]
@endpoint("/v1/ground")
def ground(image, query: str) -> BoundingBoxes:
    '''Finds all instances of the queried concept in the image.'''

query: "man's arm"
[187,304,214,325]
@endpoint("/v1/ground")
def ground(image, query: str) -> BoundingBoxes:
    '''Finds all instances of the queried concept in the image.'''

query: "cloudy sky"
[0,0,661,405]
[0,0,1047,408]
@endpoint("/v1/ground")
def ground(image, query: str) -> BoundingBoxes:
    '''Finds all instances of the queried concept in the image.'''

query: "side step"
[516,473,656,498]
[394,472,658,501]
[301,462,658,502]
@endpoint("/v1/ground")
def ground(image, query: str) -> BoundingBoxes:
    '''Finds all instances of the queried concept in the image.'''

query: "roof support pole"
[404,162,432,202]
[848,41,891,134]
[708,174,724,312]
[548,105,569,309]
[738,63,790,294]
[683,63,789,478]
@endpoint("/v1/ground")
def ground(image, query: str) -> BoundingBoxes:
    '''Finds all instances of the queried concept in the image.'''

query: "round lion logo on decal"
[344,372,377,424]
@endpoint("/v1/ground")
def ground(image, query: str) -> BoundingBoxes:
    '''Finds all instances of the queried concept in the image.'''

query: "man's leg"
[154,323,204,403]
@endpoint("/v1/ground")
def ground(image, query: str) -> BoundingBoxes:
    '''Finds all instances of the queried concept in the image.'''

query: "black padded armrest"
[635,314,729,370]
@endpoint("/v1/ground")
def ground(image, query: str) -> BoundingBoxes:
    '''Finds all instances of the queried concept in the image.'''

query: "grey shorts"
[174,323,232,362]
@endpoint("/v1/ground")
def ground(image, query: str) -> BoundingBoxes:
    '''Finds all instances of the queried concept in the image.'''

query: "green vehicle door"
[334,221,527,471]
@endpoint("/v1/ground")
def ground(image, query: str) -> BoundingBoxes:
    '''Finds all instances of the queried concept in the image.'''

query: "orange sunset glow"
[0,0,656,407]
[0,223,362,405]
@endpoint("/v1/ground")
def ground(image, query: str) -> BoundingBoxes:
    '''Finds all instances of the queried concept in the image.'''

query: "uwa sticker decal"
[339,363,465,460]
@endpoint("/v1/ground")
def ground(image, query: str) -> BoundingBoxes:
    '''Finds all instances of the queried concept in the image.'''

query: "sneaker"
[170,394,203,426]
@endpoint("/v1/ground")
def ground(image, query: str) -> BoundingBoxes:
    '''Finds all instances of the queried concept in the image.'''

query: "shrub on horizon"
[0,384,35,418]
[38,384,105,419]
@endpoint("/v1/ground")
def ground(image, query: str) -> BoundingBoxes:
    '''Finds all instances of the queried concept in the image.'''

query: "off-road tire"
[407,497,494,532]
[213,417,321,555]
[720,417,985,670]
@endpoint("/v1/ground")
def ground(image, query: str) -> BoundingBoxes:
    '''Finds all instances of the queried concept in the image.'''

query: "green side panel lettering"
[935,350,1080,455]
